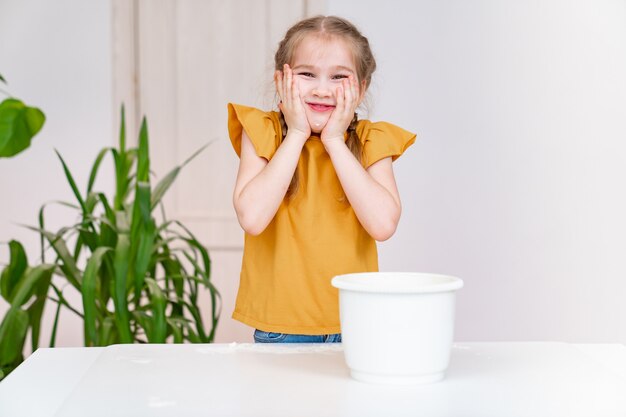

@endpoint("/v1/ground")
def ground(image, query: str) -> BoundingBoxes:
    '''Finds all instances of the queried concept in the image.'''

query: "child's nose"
[312,80,332,97]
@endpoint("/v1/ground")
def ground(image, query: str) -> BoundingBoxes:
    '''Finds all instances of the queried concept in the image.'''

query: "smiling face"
[291,35,361,133]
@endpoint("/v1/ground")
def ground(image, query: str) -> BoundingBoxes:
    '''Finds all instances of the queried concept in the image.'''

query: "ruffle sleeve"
[357,120,417,168]
[227,103,281,160]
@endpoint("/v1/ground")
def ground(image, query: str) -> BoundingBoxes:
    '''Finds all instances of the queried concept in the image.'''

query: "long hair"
[274,16,377,199]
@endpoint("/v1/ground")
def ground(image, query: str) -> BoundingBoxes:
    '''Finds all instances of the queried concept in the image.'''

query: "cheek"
[295,78,312,95]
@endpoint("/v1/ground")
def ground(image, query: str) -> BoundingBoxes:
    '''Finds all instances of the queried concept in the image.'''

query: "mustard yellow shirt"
[227,103,416,334]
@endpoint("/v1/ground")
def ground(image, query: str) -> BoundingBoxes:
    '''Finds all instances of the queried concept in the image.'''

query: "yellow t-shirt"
[227,103,417,335]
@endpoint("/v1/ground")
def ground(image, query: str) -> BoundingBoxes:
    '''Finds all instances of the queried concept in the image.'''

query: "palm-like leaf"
[0,106,220,380]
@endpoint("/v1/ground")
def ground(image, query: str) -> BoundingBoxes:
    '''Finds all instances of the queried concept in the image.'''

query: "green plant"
[0,73,46,158]
[0,108,221,380]
[0,242,54,380]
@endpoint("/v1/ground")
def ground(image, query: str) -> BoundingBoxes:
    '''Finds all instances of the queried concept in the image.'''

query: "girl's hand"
[275,64,310,140]
[321,74,360,146]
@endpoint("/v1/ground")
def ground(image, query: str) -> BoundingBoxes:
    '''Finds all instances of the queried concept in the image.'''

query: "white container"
[331,272,463,385]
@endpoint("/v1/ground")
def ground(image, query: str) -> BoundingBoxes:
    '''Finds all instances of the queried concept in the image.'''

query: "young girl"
[227,16,416,343]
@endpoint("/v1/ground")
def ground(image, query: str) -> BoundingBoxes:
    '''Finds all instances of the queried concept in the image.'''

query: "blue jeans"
[254,329,342,343]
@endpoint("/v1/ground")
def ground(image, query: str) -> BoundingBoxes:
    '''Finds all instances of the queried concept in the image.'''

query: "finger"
[343,78,353,112]
[349,75,358,107]
[290,67,299,106]
[284,64,292,105]
[336,86,344,113]
[299,95,307,111]
[354,77,362,105]
[275,70,284,102]
[292,77,301,105]
[281,65,287,105]
[291,68,299,103]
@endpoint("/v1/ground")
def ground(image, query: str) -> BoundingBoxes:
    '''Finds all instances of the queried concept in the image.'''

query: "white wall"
[2,0,626,348]
[0,0,112,348]
[328,0,626,342]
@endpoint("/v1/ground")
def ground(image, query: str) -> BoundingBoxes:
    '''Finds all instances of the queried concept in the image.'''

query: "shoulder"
[355,118,418,168]
[355,119,416,144]
[228,103,280,123]
[227,103,282,159]
[228,103,282,138]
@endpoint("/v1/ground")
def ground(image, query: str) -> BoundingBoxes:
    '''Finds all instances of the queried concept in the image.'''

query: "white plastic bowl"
[331,272,463,385]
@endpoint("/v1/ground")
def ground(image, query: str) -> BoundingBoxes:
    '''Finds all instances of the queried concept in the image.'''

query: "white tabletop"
[1,342,625,417]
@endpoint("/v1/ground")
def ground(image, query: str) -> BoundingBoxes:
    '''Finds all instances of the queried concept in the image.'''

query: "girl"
[227,16,416,343]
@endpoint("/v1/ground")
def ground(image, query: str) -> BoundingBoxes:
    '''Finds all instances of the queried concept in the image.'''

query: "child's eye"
[298,72,314,78]
[332,74,349,80]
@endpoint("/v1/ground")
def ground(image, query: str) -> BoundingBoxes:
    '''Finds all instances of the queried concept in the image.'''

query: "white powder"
[197,343,344,355]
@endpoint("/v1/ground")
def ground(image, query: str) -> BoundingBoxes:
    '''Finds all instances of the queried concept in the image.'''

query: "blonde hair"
[275,15,377,199]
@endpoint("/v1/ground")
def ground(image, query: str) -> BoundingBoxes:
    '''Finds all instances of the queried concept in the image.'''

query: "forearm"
[324,141,401,241]
[235,132,307,234]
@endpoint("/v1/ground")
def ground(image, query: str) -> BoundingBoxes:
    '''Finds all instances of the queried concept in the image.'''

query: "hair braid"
[278,111,300,198]
[346,112,362,164]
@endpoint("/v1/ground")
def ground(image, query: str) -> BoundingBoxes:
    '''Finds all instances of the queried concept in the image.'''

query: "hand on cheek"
[275,64,311,139]
[321,74,360,145]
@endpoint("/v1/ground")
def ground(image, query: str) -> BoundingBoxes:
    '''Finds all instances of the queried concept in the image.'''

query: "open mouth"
[307,103,335,112]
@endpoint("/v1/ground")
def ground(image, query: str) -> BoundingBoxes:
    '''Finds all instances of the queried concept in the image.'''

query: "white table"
[1,342,625,417]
